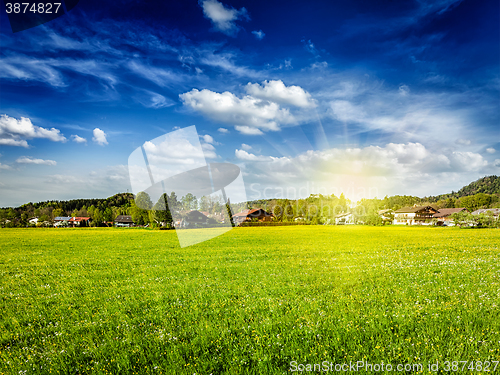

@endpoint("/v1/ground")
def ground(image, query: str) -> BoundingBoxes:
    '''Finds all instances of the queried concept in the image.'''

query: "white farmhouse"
[393,205,438,225]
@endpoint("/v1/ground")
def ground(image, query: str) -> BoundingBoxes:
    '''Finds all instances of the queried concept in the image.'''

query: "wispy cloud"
[198,50,262,78]
[127,61,185,88]
[322,76,493,148]
[16,156,57,166]
[0,56,66,87]
[133,89,176,109]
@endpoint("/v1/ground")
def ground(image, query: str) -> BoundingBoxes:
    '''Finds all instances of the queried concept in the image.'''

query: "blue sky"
[0,0,499,207]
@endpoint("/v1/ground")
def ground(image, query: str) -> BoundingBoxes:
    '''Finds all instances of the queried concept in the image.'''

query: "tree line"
[1,188,499,228]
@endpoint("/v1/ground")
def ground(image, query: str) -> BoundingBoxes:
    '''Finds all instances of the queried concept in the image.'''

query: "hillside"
[427,175,500,202]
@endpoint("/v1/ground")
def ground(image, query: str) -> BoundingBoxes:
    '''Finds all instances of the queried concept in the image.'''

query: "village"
[22,205,499,229]
[2,176,499,229]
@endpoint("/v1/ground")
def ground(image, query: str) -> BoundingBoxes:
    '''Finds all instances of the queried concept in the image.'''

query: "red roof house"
[68,217,91,227]
[232,208,273,224]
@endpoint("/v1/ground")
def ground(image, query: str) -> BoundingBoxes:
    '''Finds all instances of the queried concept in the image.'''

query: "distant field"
[1,226,499,374]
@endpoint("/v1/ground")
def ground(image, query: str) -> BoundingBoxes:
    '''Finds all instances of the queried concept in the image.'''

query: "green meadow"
[1,226,499,374]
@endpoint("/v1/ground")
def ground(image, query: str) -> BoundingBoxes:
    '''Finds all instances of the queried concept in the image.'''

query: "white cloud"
[143,138,204,166]
[245,80,316,108]
[16,156,57,166]
[0,114,66,147]
[241,143,252,150]
[449,151,487,172]
[71,135,87,143]
[0,139,29,147]
[235,149,269,161]
[486,148,496,154]
[495,159,500,167]
[234,126,264,135]
[218,127,229,134]
[252,30,265,40]
[200,0,248,36]
[0,163,11,170]
[92,128,108,145]
[237,142,492,201]
[180,88,294,133]
[201,134,214,144]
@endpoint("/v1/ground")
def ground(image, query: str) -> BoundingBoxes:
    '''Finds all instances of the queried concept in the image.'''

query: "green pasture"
[1,226,499,374]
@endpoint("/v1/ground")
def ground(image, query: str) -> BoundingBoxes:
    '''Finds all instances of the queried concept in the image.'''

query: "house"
[232,208,273,224]
[378,209,394,222]
[28,217,39,225]
[54,216,72,222]
[114,215,134,227]
[68,217,91,227]
[54,216,72,227]
[471,208,500,217]
[393,205,438,225]
[180,210,210,228]
[335,212,355,225]
[433,208,468,226]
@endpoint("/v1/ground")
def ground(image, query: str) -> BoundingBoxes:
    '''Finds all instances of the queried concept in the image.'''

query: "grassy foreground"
[1,226,499,374]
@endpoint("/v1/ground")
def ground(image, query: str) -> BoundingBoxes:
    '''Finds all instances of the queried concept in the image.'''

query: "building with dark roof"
[115,215,134,227]
[54,216,72,222]
[232,208,273,224]
[393,205,438,225]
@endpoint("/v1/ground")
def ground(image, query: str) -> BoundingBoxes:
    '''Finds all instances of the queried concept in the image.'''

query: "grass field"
[1,226,499,374]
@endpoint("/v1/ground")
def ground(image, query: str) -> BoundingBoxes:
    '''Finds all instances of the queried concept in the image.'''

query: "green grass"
[1,226,499,374]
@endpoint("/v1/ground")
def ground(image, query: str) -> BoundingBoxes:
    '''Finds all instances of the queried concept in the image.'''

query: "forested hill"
[16,193,134,213]
[426,175,500,202]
